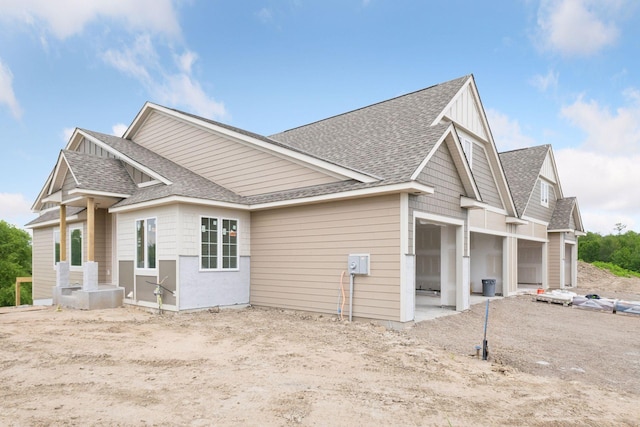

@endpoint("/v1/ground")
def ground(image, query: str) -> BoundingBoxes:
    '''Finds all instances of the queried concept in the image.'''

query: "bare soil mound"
[0,262,638,426]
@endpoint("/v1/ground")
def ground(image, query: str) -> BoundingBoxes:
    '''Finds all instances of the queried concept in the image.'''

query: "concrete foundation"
[56,261,69,287]
[53,285,124,310]
[83,261,99,291]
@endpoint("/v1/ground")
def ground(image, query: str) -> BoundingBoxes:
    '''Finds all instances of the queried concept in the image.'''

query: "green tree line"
[578,228,640,274]
[0,220,32,306]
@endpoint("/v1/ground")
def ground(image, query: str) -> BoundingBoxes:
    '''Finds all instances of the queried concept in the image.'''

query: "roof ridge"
[274,75,471,136]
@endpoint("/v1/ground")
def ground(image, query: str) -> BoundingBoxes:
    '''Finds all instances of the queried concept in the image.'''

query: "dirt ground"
[1,262,639,426]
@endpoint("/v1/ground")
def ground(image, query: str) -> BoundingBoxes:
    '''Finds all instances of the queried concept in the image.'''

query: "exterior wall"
[116,203,250,310]
[470,232,503,295]
[32,227,55,301]
[547,233,562,288]
[468,209,508,234]
[250,194,402,321]
[524,178,557,222]
[133,111,340,196]
[176,204,250,257]
[443,84,487,140]
[472,145,503,209]
[409,142,466,252]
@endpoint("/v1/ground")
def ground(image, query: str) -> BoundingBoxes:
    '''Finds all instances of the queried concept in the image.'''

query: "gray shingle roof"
[62,150,138,195]
[81,130,245,207]
[549,197,577,231]
[498,145,550,216]
[270,75,470,182]
[26,206,85,227]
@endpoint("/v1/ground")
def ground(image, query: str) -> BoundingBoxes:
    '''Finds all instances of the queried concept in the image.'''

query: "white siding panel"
[133,111,341,196]
[178,203,250,257]
[445,85,487,140]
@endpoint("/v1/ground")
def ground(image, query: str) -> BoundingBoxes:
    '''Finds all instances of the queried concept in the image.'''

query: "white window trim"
[135,217,158,271]
[69,224,84,271]
[541,180,550,208]
[461,137,473,169]
[53,227,60,269]
[199,216,240,272]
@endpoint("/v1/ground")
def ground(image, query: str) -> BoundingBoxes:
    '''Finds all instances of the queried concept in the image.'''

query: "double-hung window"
[201,217,238,270]
[136,218,157,269]
[540,181,550,207]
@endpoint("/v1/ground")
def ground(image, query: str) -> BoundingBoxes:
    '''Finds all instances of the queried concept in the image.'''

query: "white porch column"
[83,197,99,291]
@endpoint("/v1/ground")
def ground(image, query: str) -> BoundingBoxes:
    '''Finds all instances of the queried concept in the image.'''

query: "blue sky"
[1,0,639,234]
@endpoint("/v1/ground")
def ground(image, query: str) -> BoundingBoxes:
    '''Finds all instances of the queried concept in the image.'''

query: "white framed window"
[69,225,83,268]
[540,181,550,207]
[53,228,60,266]
[200,216,238,270]
[136,218,157,269]
[461,137,473,169]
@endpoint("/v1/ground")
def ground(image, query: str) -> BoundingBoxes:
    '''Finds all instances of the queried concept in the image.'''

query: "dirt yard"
[1,262,639,426]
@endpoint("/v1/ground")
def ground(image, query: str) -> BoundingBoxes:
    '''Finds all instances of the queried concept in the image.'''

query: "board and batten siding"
[443,84,488,140]
[133,111,341,196]
[250,195,402,321]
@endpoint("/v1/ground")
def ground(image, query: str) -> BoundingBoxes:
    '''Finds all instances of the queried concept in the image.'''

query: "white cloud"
[102,35,227,119]
[486,109,536,151]
[112,123,128,137]
[529,69,559,92]
[560,90,640,154]
[102,34,157,81]
[0,193,34,228]
[0,0,181,40]
[256,7,274,24]
[61,127,75,142]
[536,0,622,56]
[0,58,23,119]
[555,148,640,233]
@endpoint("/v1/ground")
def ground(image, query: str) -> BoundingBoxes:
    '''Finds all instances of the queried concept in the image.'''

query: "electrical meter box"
[348,254,370,275]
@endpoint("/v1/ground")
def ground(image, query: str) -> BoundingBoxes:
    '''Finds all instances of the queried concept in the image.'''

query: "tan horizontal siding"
[134,111,341,196]
[32,228,55,300]
[250,194,402,321]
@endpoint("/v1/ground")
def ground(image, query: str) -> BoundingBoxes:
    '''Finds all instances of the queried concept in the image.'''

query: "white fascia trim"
[506,217,528,225]
[431,77,472,127]
[68,188,132,199]
[512,234,548,243]
[77,129,172,185]
[109,182,435,213]
[144,103,379,184]
[138,180,161,188]
[63,196,85,206]
[468,226,510,238]
[110,196,249,213]
[521,215,550,227]
[251,182,435,210]
[410,127,449,180]
[460,196,488,210]
[48,155,76,195]
[42,191,63,204]
[414,210,465,227]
